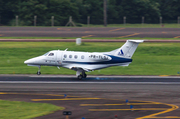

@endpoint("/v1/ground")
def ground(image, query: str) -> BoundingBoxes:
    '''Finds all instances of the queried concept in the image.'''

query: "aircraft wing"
[70,66,92,72]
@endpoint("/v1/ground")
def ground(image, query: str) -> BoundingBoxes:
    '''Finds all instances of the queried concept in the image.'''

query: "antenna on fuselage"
[65,48,68,51]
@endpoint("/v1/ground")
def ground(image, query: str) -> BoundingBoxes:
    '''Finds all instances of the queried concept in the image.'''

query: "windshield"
[43,52,50,56]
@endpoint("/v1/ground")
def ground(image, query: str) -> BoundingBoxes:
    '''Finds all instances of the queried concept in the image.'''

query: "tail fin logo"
[118,49,124,56]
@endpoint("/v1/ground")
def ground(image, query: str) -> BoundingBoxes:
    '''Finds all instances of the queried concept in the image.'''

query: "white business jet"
[24,40,143,79]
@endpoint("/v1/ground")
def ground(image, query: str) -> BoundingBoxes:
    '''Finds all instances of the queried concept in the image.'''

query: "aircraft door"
[56,50,62,66]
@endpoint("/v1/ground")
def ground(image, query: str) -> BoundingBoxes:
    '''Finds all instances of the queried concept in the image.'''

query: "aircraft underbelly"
[62,62,130,71]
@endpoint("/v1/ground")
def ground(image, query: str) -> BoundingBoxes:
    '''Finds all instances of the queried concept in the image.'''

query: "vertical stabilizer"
[114,40,144,58]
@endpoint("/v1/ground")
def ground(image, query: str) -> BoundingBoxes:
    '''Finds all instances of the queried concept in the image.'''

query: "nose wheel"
[37,66,41,75]
[37,71,41,75]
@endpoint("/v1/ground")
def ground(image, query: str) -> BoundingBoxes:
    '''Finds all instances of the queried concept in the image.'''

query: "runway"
[1,75,180,92]
[0,27,180,38]
[0,75,180,119]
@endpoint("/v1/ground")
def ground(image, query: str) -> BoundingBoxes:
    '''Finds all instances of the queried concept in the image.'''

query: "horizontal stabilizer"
[128,40,144,43]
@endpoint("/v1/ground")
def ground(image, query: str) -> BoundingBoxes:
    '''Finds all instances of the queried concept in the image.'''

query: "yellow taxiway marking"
[119,33,140,38]
[0,92,7,94]
[159,75,170,77]
[57,28,71,31]
[82,35,94,38]
[109,28,125,32]
[174,36,180,38]
[149,116,180,118]
[81,103,155,106]
[89,108,168,111]
[162,32,167,34]
[32,98,101,101]
[136,101,179,119]
[0,92,179,119]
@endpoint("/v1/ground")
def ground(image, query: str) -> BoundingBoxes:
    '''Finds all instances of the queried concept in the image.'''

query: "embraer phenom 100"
[24,40,143,79]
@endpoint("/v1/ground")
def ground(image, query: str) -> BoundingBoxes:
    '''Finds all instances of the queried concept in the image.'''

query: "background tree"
[119,0,161,23]
[159,0,180,23]
[0,0,179,26]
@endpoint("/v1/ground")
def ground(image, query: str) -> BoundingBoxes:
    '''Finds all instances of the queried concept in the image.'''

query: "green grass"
[0,100,64,119]
[0,37,180,40]
[0,42,180,75]
[0,37,77,39]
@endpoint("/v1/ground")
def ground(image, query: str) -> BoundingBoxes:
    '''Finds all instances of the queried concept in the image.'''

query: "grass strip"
[0,37,180,40]
[0,42,180,75]
[0,100,64,119]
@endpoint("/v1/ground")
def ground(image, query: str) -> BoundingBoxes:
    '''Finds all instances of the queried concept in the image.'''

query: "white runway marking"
[0,81,180,84]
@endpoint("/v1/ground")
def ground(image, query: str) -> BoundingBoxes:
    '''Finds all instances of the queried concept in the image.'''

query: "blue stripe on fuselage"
[62,55,132,65]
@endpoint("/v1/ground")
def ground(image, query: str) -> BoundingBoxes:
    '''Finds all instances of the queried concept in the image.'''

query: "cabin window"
[48,53,54,56]
[81,55,84,59]
[74,55,78,59]
[64,54,67,58]
[69,55,72,58]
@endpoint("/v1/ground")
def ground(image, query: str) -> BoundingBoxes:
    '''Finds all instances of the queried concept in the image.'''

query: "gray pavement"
[0,75,180,119]
[0,27,180,38]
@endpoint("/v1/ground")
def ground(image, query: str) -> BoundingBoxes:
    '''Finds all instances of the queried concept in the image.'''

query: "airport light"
[63,111,72,119]
[126,99,129,105]
[130,105,134,111]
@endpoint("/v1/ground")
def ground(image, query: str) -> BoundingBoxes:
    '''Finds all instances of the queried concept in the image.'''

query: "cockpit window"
[43,52,50,56]
[48,53,54,56]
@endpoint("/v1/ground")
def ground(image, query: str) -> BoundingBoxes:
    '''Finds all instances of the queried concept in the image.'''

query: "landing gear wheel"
[78,75,83,80]
[82,73,87,78]
[37,71,41,75]
[37,66,41,75]
[82,72,87,78]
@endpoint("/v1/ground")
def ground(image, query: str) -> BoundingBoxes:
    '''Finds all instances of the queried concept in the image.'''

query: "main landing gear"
[76,71,87,80]
[37,66,41,75]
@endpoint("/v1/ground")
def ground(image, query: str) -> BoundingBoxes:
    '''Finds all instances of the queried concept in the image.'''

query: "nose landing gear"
[37,66,41,75]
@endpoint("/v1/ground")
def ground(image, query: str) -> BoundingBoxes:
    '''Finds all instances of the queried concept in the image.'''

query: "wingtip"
[127,40,144,43]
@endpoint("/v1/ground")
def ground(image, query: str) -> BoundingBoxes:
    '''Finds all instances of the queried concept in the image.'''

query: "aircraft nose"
[24,59,35,64]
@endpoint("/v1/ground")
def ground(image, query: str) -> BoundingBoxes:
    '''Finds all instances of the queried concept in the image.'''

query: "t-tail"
[107,40,144,58]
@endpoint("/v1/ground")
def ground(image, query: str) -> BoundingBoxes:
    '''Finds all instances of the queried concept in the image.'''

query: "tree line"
[0,0,180,26]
